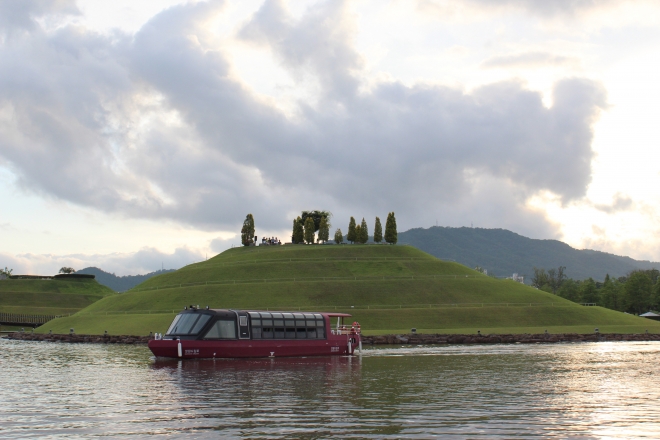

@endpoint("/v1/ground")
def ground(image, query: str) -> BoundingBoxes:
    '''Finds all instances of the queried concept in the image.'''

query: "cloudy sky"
[1,0,660,275]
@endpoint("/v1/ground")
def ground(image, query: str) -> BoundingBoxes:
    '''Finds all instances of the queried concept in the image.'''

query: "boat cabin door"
[235,311,250,339]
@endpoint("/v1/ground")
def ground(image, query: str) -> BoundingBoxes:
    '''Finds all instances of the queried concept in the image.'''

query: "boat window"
[259,312,272,319]
[190,314,211,334]
[248,312,260,318]
[203,319,237,339]
[271,313,283,319]
[314,314,323,320]
[250,311,326,340]
[167,313,204,335]
[239,316,248,327]
[165,314,182,334]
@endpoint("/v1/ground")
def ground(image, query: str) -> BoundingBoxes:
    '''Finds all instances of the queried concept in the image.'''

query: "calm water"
[1,340,659,438]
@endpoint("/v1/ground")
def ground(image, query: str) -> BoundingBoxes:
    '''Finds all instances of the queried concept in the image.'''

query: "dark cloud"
[0,0,606,238]
[482,52,578,69]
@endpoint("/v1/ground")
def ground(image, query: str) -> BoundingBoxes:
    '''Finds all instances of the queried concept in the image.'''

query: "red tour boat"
[148,306,362,359]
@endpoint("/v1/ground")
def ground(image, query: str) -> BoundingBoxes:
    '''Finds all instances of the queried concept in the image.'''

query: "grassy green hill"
[37,245,660,336]
[0,278,116,315]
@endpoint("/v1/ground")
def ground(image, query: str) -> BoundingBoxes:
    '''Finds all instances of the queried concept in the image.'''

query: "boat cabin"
[160,307,356,342]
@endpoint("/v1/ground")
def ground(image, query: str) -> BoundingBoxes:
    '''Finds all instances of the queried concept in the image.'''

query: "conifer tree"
[373,216,383,243]
[293,216,304,244]
[359,217,369,244]
[334,228,343,244]
[347,216,357,243]
[354,224,362,244]
[384,212,398,244]
[304,216,316,244]
[241,213,255,246]
[318,216,330,243]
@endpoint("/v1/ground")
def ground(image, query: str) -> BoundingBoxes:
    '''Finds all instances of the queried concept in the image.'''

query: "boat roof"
[204,308,351,317]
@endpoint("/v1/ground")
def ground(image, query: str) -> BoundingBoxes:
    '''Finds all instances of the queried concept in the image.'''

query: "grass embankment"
[0,278,115,315]
[38,245,660,335]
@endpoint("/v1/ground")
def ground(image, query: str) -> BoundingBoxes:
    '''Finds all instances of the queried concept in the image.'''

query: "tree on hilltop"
[304,217,316,244]
[59,267,76,274]
[318,216,330,243]
[301,210,332,232]
[384,212,397,244]
[241,214,255,246]
[373,217,383,243]
[347,217,357,244]
[358,217,369,244]
[292,216,304,244]
[334,228,343,244]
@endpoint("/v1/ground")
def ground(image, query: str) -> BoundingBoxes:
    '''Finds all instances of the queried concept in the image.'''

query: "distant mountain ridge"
[77,267,176,292]
[398,226,660,282]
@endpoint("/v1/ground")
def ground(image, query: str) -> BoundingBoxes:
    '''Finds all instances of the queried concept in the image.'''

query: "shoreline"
[4,332,660,345]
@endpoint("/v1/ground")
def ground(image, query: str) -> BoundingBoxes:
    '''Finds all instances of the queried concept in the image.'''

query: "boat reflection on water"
[151,356,362,395]
[151,354,362,373]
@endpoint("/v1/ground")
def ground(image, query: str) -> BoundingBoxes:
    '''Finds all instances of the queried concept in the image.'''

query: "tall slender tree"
[373,217,383,243]
[384,212,398,244]
[318,216,330,243]
[334,228,343,244]
[304,216,316,244]
[241,213,255,246]
[347,216,357,244]
[358,217,369,244]
[354,224,362,244]
[293,216,304,244]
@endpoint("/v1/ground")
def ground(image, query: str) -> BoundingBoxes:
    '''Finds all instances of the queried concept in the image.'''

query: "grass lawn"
[25,245,659,336]
[0,279,115,314]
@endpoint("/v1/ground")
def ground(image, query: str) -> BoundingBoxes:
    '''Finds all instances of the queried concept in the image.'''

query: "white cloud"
[0,1,606,236]
[1,0,659,264]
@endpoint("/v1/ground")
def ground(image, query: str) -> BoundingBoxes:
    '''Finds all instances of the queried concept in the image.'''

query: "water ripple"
[1,339,659,438]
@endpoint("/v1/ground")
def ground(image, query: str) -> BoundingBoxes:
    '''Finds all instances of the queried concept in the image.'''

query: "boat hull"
[149,336,359,359]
